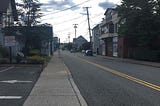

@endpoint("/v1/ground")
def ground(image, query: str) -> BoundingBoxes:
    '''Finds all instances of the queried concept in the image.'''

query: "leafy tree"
[81,42,90,50]
[20,26,52,55]
[16,0,42,26]
[63,43,73,50]
[116,0,160,48]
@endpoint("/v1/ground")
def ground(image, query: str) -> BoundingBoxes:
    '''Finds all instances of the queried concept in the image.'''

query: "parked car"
[85,50,93,56]
[70,49,76,53]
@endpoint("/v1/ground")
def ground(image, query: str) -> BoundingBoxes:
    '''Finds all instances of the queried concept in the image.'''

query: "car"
[70,49,76,53]
[85,50,93,56]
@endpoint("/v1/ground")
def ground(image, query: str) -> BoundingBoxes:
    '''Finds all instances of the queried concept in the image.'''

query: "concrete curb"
[105,57,160,68]
[95,55,160,68]
[63,62,88,106]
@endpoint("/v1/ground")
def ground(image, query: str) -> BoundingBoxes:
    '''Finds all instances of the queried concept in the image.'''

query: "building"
[99,18,107,55]
[0,0,18,46]
[0,0,19,58]
[53,37,59,51]
[92,24,100,54]
[73,35,88,50]
[99,8,119,57]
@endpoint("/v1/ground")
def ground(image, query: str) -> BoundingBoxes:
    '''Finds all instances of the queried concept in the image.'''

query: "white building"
[92,24,100,54]
[0,0,18,57]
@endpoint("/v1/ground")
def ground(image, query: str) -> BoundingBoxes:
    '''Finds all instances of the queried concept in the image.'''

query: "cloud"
[41,0,79,13]
[98,0,116,10]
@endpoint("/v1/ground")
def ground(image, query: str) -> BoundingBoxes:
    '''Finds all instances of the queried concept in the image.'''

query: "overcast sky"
[39,0,121,43]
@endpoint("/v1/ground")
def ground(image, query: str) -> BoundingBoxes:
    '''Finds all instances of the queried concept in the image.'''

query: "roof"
[104,8,115,15]
[0,0,18,21]
[77,36,88,42]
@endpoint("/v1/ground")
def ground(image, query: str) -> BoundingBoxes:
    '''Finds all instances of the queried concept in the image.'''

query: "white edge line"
[0,96,22,99]
[0,67,14,73]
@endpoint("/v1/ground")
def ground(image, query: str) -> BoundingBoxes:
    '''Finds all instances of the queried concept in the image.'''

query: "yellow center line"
[80,58,160,92]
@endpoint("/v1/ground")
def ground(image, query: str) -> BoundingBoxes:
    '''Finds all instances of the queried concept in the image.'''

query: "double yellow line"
[80,58,160,92]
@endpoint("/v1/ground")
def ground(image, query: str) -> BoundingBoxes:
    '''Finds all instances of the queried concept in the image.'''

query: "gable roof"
[77,36,87,41]
[104,8,115,15]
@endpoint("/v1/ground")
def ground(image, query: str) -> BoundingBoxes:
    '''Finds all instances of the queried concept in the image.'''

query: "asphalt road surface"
[0,65,42,106]
[61,51,160,106]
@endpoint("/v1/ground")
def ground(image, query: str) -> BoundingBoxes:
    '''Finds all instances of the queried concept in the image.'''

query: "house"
[73,35,88,50]
[99,8,119,57]
[92,24,100,54]
[0,0,19,58]
[0,0,18,46]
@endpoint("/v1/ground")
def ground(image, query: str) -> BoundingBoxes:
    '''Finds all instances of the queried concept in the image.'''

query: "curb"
[98,56,160,68]
[78,53,160,68]
[120,60,160,68]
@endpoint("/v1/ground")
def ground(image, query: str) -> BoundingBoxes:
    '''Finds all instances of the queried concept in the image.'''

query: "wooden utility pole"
[73,24,78,39]
[68,33,70,43]
[73,24,78,50]
[83,7,92,50]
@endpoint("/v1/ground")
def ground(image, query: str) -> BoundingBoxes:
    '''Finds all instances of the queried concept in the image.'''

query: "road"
[61,51,160,106]
[0,65,42,106]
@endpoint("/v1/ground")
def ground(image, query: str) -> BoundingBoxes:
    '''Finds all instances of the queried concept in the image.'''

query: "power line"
[41,15,83,25]
[42,0,91,16]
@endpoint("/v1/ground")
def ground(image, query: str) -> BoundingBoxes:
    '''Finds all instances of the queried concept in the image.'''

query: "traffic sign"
[4,36,16,47]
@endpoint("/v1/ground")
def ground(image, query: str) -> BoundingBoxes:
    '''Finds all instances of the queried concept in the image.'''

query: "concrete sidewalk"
[23,53,88,106]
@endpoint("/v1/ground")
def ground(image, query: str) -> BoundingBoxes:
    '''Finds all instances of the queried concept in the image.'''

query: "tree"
[16,0,42,26]
[116,0,160,48]
[81,42,90,50]
[21,26,53,55]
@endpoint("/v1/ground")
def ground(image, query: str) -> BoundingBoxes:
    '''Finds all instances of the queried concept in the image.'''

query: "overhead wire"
[47,0,120,40]
[42,0,91,16]
[55,18,87,33]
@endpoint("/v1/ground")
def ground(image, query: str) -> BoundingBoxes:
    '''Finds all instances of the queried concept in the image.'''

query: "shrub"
[0,46,9,57]
[0,58,9,64]
[27,56,45,64]
[29,49,40,56]
[43,56,51,62]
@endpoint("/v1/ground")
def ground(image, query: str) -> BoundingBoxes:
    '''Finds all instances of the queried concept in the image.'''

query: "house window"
[115,23,118,33]
[109,23,114,33]
[0,14,2,25]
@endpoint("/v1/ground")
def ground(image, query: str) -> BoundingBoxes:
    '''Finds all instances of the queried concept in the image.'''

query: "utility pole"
[68,33,70,43]
[58,38,60,57]
[73,24,78,50]
[83,7,92,51]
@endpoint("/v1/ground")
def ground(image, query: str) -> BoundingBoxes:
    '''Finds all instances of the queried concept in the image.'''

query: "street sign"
[4,36,16,47]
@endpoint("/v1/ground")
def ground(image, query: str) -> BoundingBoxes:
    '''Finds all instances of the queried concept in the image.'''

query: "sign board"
[4,36,16,47]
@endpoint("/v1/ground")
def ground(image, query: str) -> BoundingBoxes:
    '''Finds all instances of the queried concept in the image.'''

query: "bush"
[0,46,9,57]
[29,49,40,56]
[43,56,51,62]
[0,58,9,64]
[27,56,45,64]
